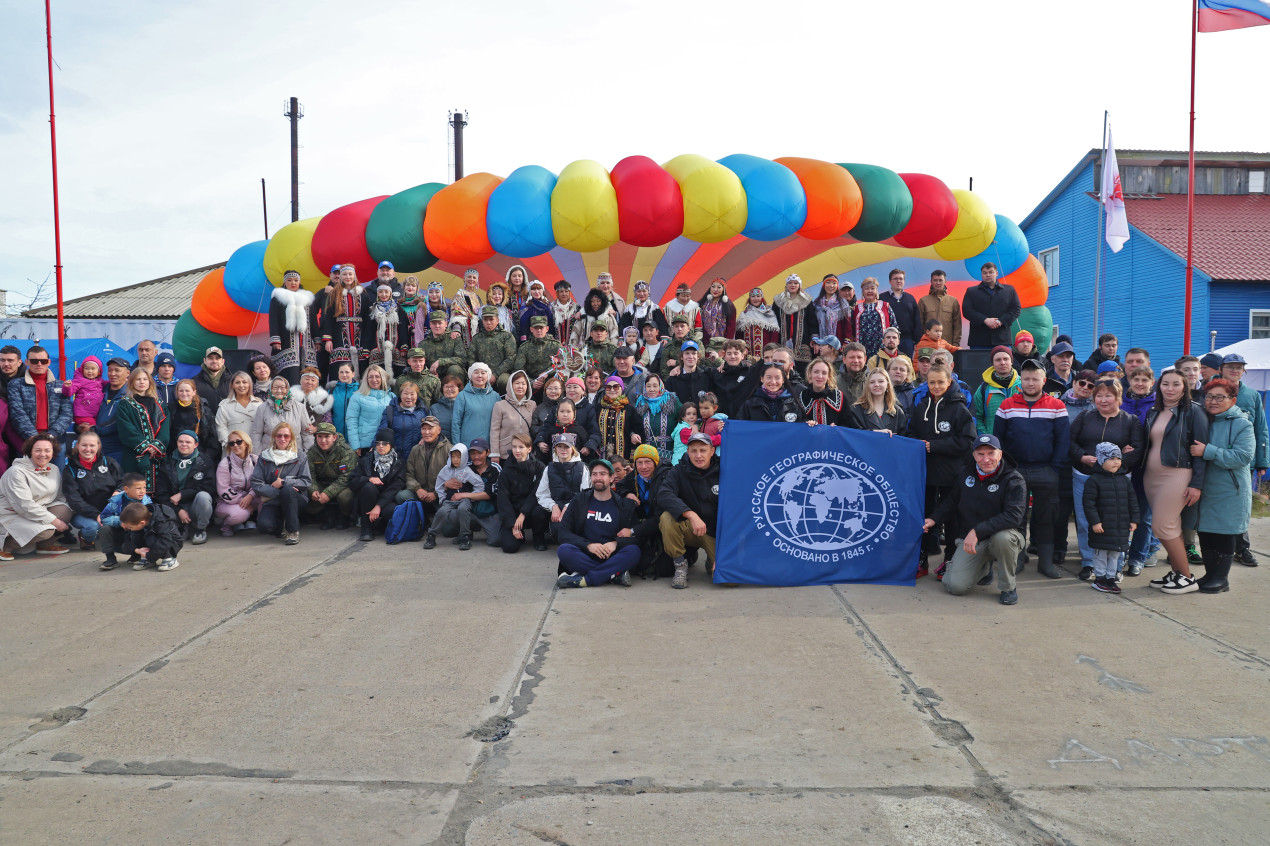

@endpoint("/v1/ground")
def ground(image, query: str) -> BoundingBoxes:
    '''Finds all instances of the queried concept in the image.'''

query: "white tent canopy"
[1215,339,1270,391]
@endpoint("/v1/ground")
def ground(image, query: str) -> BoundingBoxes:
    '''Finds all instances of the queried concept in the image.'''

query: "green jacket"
[306,436,356,499]
[469,328,518,376]
[585,340,618,375]
[405,436,453,494]
[512,335,562,382]
[396,369,441,407]
[419,332,467,375]
[972,367,1020,435]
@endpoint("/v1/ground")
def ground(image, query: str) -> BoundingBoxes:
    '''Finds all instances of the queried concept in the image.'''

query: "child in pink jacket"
[71,356,107,433]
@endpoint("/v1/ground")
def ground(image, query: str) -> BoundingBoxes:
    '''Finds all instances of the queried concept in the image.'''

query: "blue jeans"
[71,514,100,543]
[557,543,641,584]
[1127,487,1161,563]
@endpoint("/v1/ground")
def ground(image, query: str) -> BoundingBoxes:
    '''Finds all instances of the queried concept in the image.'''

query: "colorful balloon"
[610,155,684,247]
[172,309,237,365]
[841,163,912,242]
[1013,304,1054,352]
[263,218,325,291]
[717,154,806,241]
[222,240,273,313]
[365,183,444,271]
[1003,253,1050,308]
[423,173,502,265]
[487,165,558,258]
[311,196,388,284]
[774,157,861,240]
[551,160,620,253]
[933,189,997,261]
[961,214,1029,278]
[662,154,747,243]
[892,173,958,249]
[191,268,261,336]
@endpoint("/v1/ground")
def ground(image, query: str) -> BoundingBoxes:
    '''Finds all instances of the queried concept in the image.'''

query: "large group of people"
[0,262,1262,601]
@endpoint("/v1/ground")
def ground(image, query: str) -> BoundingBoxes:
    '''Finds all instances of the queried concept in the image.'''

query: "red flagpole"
[1184,0,1197,355]
[45,0,67,379]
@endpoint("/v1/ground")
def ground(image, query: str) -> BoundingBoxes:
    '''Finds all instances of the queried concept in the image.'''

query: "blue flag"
[714,421,925,586]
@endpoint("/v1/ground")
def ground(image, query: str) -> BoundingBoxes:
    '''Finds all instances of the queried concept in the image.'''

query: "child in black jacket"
[1082,442,1139,594]
[907,366,977,575]
[119,501,185,572]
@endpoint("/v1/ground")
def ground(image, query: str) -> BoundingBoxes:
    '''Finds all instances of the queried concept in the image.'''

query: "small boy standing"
[118,501,184,572]
[1082,442,1139,594]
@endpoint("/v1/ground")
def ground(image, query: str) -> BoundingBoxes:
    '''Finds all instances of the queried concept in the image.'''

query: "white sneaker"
[156,558,180,572]
[1149,571,1179,589]
[1160,574,1197,595]
[132,561,148,571]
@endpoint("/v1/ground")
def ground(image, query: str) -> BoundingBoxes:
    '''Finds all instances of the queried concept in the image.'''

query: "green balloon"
[840,163,913,242]
[173,309,238,365]
[1012,305,1054,353]
[365,182,446,272]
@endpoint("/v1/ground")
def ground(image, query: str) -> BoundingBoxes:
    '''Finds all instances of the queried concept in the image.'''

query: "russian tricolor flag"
[1199,0,1270,31]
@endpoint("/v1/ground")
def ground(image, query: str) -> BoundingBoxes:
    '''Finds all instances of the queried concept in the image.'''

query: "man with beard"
[555,459,640,589]
[838,342,869,404]
[772,274,817,363]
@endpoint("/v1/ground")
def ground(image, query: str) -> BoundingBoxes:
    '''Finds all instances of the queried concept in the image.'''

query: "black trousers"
[1016,464,1058,546]
[258,486,303,535]
[923,485,956,563]
[354,484,396,528]
[1052,465,1074,554]
[499,505,550,553]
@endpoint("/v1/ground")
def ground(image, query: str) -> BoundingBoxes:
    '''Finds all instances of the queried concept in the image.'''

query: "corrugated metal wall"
[1208,281,1270,350]
[1023,161,1212,365]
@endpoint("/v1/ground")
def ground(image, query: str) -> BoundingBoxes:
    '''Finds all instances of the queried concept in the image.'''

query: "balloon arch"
[174,154,1052,362]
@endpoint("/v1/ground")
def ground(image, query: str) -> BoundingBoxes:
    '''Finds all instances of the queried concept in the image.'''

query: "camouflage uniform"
[513,334,562,384]
[469,327,518,390]
[419,331,468,381]
[304,434,357,517]
[396,368,441,407]
[584,340,618,375]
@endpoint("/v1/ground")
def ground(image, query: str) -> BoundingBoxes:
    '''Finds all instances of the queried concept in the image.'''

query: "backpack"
[384,500,425,544]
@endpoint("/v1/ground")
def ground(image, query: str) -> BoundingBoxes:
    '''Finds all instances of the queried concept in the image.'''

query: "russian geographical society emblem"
[751,449,900,563]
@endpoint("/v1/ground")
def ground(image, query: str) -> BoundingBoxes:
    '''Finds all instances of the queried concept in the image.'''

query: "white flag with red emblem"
[1101,129,1129,253]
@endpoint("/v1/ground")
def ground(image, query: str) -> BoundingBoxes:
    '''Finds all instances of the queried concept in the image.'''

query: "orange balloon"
[1005,254,1049,309]
[191,268,260,335]
[773,157,863,240]
[423,173,503,265]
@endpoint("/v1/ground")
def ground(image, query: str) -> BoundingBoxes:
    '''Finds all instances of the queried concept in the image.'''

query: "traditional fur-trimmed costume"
[551,294,582,348]
[734,290,781,360]
[772,275,817,362]
[596,392,641,462]
[366,290,407,375]
[269,286,318,385]
[323,283,370,377]
[698,288,736,346]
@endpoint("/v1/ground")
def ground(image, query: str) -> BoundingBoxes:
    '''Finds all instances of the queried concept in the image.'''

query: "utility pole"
[261,178,269,238]
[284,97,303,221]
[448,110,468,182]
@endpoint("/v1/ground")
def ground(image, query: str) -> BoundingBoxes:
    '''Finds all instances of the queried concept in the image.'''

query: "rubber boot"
[1036,544,1062,579]
[1199,552,1232,594]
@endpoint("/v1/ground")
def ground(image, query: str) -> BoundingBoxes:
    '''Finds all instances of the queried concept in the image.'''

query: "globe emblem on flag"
[763,463,889,551]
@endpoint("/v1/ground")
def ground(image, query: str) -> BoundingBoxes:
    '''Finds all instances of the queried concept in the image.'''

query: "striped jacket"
[993,393,1070,470]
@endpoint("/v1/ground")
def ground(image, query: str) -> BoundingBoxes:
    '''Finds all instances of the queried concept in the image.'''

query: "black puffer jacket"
[1143,401,1209,489]
[710,363,755,417]
[1082,466,1141,551]
[907,391,977,487]
[496,454,544,524]
[736,390,802,423]
[62,453,124,520]
[657,454,720,535]
[155,452,217,505]
[930,454,1027,541]
[1069,409,1146,475]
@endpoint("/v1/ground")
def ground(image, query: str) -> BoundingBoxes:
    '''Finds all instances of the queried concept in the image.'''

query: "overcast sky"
[2,0,1267,307]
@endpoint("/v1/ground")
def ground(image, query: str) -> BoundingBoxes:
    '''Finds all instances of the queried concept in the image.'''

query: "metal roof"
[24,263,224,319]
[1122,193,1270,281]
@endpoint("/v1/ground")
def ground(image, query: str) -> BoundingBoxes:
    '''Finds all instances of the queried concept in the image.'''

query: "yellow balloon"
[551,160,620,253]
[263,217,327,291]
[933,190,997,261]
[662,154,747,243]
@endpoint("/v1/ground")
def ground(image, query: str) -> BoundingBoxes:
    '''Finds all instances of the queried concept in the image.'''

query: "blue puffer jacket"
[1194,405,1255,536]
[327,380,359,441]
[379,396,428,456]
[8,372,74,438]
[452,382,499,447]
[345,389,391,451]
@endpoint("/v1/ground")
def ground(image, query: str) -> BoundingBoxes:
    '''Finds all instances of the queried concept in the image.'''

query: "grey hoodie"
[433,442,485,501]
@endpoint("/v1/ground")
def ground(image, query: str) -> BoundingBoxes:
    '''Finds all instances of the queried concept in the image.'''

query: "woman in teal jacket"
[344,365,391,455]
[326,362,359,442]
[1188,378,1256,594]
[452,362,499,447]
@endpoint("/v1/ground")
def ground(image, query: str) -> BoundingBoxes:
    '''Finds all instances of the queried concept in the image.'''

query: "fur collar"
[773,291,813,313]
[272,287,315,333]
[736,304,779,332]
[290,385,334,416]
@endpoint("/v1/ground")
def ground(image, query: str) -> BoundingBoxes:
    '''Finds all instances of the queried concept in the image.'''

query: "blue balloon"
[717,154,807,241]
[223,240,273,314]
[487,165,558,258]
[962,214,1029,279]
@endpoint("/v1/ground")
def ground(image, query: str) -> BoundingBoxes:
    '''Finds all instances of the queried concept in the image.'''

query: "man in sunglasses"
[8,347,74,450]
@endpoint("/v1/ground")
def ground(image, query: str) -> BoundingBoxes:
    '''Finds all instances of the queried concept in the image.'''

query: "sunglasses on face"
[227,439,243,447]
[28,358,49,365]
[1077,380,1093,388]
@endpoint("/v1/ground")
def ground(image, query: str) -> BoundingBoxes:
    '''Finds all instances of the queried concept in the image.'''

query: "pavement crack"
[512,823,572,845]
[81,759,294,779]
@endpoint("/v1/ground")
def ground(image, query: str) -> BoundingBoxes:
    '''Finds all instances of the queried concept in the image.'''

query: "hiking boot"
[672,557,688,589]
[192,530,208,545]
[1186,544,1203,566]
[999,589,1018,606]
[458,535,472,551]
[98,557,119,571]
[285,531,300,545]
[1077,566,1093,581]
[556,572,586,589]
[977,565,994,586]
[34,540,69,555]
[423,533,436,549]
[79,536,96,552]
[1236,548,1258,567]
[156,558,180,572]
[615,570,633,587]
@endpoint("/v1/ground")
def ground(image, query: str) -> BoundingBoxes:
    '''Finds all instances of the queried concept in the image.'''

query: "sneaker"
[132,560,149,570]
[1237,549,1258,567]
[98,558,118,571]
[1142,552,1159,568]
[1186,545,1203,566]
[935,561,948,581]
[458,535,472,551]
[556,572,586,589]
[1091,577,1121,594]
[156,558,179,572]
[1149,571,1179,589]
[1078,566,1093,581]
[423,533,436,550]
[1115,572,1124,583]
[0,548,13,562]
[999,589,1018,606]
[34,541,69,555]
[915,565,928,579]
[615,571,633,587]
[977,565,994,586]
[284,532,300,545]
[192,530,208,545]
[220,526,235,538]
[244,521,257,531]
[1160,573,1198,594]
[672,557,688,589]
[1125,562,1143,577]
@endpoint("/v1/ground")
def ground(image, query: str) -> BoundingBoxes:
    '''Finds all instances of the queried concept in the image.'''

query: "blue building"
[1021,150,1270,366]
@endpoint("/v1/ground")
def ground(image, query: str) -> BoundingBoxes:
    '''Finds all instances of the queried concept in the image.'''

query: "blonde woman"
[850,368,907,435]
[216,430,257,535]
[887,354,916,413]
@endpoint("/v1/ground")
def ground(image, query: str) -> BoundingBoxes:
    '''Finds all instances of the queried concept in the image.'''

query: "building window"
[1251,171,1266,194]
[1039,247,1059,287]
[1251,310,1270,339]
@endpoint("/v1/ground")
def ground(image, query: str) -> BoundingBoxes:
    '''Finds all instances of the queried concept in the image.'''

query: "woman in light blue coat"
[344,364,392,455]
[1187,378,1256,594]
[452,362,499,448]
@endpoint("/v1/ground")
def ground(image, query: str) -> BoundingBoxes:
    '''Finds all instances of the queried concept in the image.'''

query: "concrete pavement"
[1,521,1268,844]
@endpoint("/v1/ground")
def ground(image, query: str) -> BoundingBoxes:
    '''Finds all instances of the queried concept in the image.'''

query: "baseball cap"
[916,347,934,361]
[588,458,614,473]
[204,346,223,357]
[686,432,713,447]
[315,422,337,436]
[681,340,700,351]
[378,260,394,269]
[469,437,490,452]
[1097,361,1120,374]
[330,264,342,274]
[974,434,1002,450]
[614,346,635,358]
[106,357,131,369]
[552,432,577,448]
[1222,353,1247,366]
[1049,341,1074,357]
[421,415,442,427]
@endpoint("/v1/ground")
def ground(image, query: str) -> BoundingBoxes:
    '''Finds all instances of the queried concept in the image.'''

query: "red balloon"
[611,155,684,247]
[311,196,389,283]
[892,173,958,249]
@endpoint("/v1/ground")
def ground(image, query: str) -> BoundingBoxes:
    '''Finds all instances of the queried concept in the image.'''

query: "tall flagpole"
[45,0,67,379]
[1184,0,1198,355]
[1093,110,1107,352]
